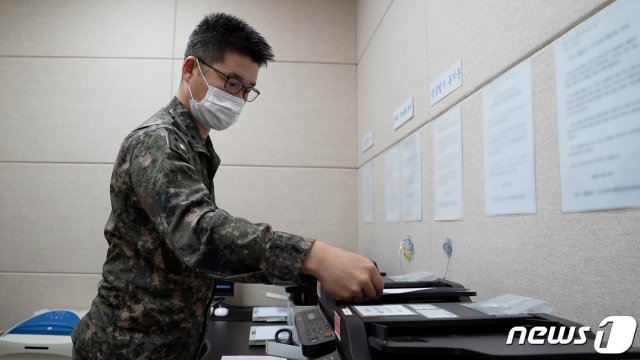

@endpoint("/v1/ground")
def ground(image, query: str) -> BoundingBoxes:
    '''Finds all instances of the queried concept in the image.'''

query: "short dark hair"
[184,13,274,67]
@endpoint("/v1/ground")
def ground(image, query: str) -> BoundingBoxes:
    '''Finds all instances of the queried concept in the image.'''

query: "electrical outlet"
[442,238,453,257]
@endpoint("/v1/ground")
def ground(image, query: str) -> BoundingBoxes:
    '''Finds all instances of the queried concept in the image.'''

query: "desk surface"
[205,305,279,360]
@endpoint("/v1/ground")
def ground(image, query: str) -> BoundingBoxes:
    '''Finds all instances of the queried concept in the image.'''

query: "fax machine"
[290,277,640,359]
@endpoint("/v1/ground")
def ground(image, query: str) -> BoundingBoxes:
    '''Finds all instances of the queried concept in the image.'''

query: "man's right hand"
[301,240,384,302]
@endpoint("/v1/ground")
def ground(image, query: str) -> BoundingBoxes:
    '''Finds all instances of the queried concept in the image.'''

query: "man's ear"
[182,56,198,81]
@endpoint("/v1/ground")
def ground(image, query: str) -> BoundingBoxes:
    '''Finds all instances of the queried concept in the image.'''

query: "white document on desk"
[248,325,293,346]
[252,306,288,322]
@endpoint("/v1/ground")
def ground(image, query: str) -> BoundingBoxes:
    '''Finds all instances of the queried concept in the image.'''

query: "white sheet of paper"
[433,107,464,220]
[415,309,458,318]
[382,287,429,294]
[409,304,458,318]
[384,145,402,222]
[402,132,422,221]
[222,357,286,360]
[483,59,537,215]
[353,305,416,317]
[362,161,374,224]
[254,307,288,318]
[555,0,640,212]
[410,304,440,310]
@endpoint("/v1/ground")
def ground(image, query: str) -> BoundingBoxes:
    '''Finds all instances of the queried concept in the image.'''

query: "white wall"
[0,0,357,330]
[357,0,640,345]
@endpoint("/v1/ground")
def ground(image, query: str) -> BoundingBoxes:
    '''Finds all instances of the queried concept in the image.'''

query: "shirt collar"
[166,97,214,155]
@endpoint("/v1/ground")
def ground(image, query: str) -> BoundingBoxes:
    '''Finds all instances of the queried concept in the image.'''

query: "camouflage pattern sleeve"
[127,127,314,285]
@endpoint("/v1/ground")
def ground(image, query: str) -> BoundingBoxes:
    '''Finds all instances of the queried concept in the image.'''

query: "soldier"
[71,12,383,360]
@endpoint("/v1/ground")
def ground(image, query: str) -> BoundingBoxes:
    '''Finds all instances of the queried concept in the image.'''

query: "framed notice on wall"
[433,107,463,221]
[483,60,537,216]
[555,0,640,212]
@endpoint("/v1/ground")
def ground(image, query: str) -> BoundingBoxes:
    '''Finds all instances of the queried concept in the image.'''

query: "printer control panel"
[294,307,336,358]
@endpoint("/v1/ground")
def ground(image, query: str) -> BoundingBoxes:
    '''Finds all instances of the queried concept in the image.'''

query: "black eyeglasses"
[197,58,260,102]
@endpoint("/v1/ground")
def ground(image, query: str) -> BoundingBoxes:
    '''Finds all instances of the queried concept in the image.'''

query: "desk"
[204,305,280,360]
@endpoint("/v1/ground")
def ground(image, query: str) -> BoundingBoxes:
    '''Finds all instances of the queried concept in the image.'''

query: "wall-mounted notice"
[483,59,537,216]
[402,132,422,222]
[431,60,462,105]
[393,97,414,130]
[362,161,374,224]
[385,145,402,222]
[362,130,374,153]
[434,107,464,221]
[555,0,640,212]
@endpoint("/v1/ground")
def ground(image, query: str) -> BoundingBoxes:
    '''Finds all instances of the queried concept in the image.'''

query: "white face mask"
[188,59,245,131]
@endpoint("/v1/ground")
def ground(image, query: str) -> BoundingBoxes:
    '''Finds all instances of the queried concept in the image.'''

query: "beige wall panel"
[0,165,357,322]
[173,61,357,168]
[425,0,609,115]
[0,165,355,272]
[0,164,111,273]
[174,0,356,64]
[356,0,392,61]
[215,166,356,252]
[0,58,173,163]
[0,273,101,332]
[0,0,174,58]
[357,0,430,167]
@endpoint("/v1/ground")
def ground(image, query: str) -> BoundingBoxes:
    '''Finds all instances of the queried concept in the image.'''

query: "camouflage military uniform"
[72,97,315,359]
